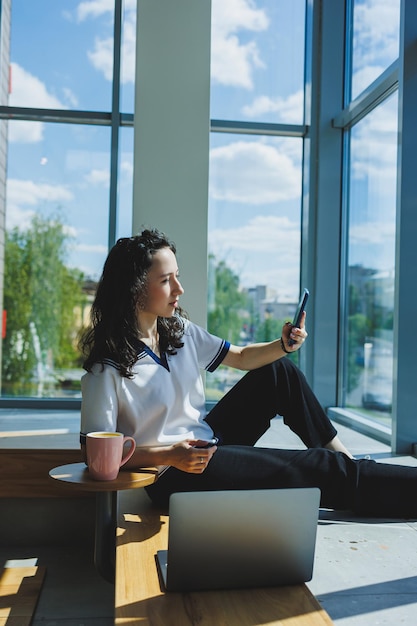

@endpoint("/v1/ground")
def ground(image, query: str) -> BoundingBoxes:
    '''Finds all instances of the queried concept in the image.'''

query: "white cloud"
[87,36,113,81]
[354,0,400,63]
[350,65,386,96]
[119,19,137,85]
[242,90,304,123]
[63,224,78,239]
[211,0,269,89]
[76,242,108,254]
[70,241,109,279]
[211,215,299,252]
[9,120,44,144]
[120,160,133,178]
[8,179,73,207]
[349,220,395,246]
[213,0,268,34]
[76,0,116,21]
[348,220,396,270]
[350,96,398,197]
[352,0,400,93]
[5,204,34,231]
[78,0,267,89]
[6,179,73,229]
[210,140,301,204]
[8,63,68,143]
[10,63,65,109]
[84,168,110,186]
[76,0,136,21]
[62,87,79,108]
[77,0,136,83]
[211,36,264,90]
[209,215,300,295]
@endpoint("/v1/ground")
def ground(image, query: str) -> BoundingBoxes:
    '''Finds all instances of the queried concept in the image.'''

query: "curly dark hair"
[79,229,188,377]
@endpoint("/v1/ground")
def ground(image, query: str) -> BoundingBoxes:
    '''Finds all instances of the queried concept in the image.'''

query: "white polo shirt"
[80,319,230,453]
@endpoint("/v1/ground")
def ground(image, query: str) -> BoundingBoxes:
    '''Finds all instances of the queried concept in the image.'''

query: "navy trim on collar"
[140,343,170,371]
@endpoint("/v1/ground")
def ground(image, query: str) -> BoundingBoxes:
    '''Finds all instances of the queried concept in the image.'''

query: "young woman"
[79,229,417,517]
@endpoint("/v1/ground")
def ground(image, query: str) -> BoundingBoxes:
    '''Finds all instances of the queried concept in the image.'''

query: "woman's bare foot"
[325,435,353,459]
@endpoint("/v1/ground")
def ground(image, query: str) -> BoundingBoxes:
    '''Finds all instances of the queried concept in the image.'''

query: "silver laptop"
[156,487,320,592]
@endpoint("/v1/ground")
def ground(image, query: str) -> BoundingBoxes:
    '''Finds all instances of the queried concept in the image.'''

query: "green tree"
[347,312,371,394]
[347,282,374,395]
[255,317,282,343]
[2,214,86,395]
[207,257,249,344]
[2,230,34,387]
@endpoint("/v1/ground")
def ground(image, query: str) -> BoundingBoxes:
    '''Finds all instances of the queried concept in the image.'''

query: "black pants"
[146,359,417,517]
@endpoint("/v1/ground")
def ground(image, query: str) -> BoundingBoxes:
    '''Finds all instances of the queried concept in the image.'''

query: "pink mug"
[86,431,136,481]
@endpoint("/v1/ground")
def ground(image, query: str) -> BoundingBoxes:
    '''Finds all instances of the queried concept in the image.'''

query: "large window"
[0,0,131,400]
[0,0,413,456]
[9,0,114,111]
[210,0,305,124]
[206,134,303,400]
[0,0,307,403]
[343,94,398,428]
[336,0,401,435]
[207,0,306,400]
[3,122,111,397]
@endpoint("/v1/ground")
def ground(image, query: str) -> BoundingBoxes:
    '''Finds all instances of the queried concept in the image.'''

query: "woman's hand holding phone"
[288,288,309,346]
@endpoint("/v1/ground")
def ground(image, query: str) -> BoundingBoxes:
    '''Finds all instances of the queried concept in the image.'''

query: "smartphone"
[288,288,309,345]
[196,437,219,449]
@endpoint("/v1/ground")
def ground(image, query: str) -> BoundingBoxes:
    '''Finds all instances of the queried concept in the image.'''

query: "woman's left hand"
[282,312,308,352]
[167,439,217,473]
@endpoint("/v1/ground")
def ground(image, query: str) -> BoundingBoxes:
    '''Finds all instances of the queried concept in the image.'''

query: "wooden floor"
[0,565,46,626]
[2,411,417,625]
[115,489,334,625]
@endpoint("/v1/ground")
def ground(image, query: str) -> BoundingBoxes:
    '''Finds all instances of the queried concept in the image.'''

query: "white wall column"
[304,0,346,405]
[132,0,212,327]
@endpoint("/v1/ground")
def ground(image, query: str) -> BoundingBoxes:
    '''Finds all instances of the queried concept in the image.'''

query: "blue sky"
[5,0,401,301]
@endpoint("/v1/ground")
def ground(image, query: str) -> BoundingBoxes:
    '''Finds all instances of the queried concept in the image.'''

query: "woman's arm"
[81,438,217,474]
[222,313,307,371]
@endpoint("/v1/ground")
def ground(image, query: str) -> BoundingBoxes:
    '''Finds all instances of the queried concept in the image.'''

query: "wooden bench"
[0,439,88,499]
[0,449,88,498]
[115,489,334,625]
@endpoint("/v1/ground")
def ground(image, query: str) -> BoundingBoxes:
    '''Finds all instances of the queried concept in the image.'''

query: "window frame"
[1,0,416,458]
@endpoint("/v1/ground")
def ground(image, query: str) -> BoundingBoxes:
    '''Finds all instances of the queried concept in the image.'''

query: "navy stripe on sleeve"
[207,340,230,372]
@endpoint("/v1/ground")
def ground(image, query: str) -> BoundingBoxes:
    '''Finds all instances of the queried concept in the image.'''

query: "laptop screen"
[157,487,320,591]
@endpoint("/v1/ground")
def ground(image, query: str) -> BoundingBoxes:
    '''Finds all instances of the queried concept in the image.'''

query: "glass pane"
[120,1,136,114]
[116,127,134,239]
[351,0,400,100]
[1,121,111,398]
[344,93,398,428]
[9,0,114,110]
[206,133,303,401]
[210,0,305,124]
